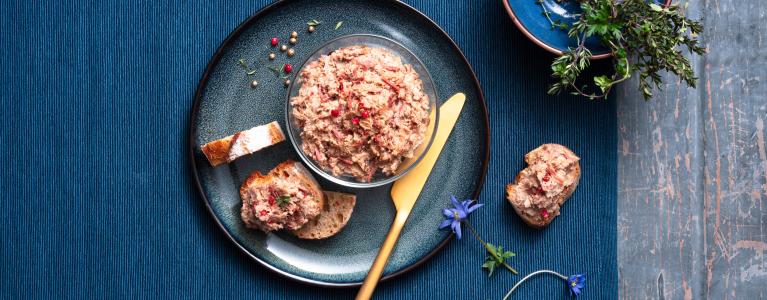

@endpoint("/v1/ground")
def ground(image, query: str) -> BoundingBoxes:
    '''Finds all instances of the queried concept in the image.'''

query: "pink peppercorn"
[284,63,293,73]
[270,37,278,46]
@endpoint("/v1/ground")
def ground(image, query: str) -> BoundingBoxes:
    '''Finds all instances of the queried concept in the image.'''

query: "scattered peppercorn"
[540,209,549,219]
[280,45,288,52]
[330,109,340,117]
[284,64,293,73]
[284,79,291,87]
[289,37,297,45]
[268,53,276,60]
[290,31,298,38]
[308,25,315,33]
[361,110,370,118]
[352,117,360,125]
[250,80,258,88]
[270,37,278,46]
[287,48,295,57]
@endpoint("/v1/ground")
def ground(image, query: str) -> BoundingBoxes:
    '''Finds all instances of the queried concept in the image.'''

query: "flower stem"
[463,221,518,275]
[501,270,568,300]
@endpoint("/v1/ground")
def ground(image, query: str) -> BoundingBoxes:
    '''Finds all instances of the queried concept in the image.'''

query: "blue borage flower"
[568,273,586,297]
[438,195,483,240]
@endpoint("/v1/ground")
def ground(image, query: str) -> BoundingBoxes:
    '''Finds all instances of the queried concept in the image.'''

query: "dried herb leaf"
[334,21,343,30]
[268,66,281,75]
[237,59,248,69]
[307,19,321,26]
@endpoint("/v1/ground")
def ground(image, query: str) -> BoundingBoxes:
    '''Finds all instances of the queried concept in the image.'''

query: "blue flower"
[567,274,586,297]
[439,195,483,239]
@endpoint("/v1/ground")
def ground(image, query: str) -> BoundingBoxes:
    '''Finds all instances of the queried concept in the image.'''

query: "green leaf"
[277,195,291,206]
[649,3,663,12]
[335,21,343,30]
[481,257,497,277]
[247,70,257,75]
[594,75,612,93]
[307,19,321,26]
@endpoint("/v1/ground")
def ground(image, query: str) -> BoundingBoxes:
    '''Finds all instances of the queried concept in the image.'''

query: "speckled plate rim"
[188,0,491,288]
[501,0,671,59]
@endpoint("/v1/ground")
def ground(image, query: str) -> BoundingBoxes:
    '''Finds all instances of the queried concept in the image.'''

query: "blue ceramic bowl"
[502,0,671,59]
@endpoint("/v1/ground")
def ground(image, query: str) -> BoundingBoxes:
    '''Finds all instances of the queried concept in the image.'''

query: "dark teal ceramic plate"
[189,0,489,286]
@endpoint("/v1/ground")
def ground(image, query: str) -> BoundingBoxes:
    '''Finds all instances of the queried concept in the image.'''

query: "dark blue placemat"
[0,0,616,298]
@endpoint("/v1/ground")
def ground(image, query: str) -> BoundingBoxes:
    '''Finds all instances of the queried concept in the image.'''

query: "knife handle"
[356,209,410,300]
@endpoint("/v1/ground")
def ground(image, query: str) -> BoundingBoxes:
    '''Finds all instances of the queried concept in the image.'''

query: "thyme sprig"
[546,0,705,100]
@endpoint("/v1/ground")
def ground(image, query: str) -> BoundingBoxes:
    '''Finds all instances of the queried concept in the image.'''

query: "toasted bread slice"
[201,121,285,167]
[506,144,581,228]
[292,191,356,239]
[240,160,325,232]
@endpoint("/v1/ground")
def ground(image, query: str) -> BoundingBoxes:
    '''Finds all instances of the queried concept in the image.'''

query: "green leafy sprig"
[482,243,517,277]
[464,221,518,277]
[544,0,705,100]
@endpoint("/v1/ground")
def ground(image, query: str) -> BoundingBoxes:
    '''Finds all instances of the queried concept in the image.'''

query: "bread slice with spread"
[239,160,357,239]
[506,144,580,228]
[240,160,325,232]
[201,121,285,167]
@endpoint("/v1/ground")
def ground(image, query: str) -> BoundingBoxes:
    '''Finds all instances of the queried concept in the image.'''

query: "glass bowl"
[285,34,439,188]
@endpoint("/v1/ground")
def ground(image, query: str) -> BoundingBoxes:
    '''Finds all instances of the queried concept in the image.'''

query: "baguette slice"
[201,121,285,167]
[506,144,581,228]
[292,191,356,240]
[240,160,325,232]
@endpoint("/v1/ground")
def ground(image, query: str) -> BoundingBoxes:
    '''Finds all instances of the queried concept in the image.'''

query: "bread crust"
[292,191,356,239]
[201,135,234,167]
[506,144,581,228]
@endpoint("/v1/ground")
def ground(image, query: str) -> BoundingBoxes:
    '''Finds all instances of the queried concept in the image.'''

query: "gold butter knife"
[356,93,466,300]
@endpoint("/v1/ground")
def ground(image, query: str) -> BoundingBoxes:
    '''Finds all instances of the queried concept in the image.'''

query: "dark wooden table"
[616,0,767,298]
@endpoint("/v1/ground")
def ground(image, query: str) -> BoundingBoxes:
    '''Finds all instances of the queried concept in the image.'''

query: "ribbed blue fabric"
[0,0,616,298]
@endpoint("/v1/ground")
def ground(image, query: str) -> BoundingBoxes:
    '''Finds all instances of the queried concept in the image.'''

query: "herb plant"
[544,0,705,99]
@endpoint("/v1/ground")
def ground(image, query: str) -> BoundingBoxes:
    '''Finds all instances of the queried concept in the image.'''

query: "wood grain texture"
[617,0,767,298]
